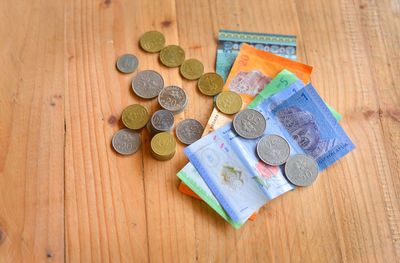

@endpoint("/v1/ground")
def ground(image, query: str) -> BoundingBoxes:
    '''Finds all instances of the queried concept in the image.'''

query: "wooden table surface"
[1,0,399,262]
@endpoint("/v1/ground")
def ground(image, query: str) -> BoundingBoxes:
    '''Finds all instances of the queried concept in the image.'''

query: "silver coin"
[158,86,188,114]
[116,54,138,74]
[233,109,266,139]
[285,154,319,186]
[175,119,204,145]
[112,128,141,155]
[151,109,174,132]
[256,134,290,165]
[132,70,164,99]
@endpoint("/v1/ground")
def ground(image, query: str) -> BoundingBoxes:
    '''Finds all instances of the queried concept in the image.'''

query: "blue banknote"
[185,83,354,222]
[216,29,297,80]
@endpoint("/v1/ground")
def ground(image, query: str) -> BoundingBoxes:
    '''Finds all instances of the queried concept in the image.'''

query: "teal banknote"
[216,29,297,80]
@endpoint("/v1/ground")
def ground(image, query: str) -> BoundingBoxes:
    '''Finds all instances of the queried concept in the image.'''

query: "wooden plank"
[0,0,65,262]
[64,0,150,261]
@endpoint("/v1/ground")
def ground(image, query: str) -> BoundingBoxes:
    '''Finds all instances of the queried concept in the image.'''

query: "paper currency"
[184,83,354,222]
[177,70,342,226]
[216,29,297,80]
[203,44,313,136]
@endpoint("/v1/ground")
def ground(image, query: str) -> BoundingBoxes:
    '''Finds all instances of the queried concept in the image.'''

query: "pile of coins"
[232,108,319,187]
[112,30,226,161]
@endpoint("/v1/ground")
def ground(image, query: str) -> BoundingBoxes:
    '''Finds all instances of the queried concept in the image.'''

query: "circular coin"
[121,104,149,130]
[175,119,204,145]
[180,58,204,80]
[151,109,174,132]
[256,134,290,165]
[158,86,188,114]
[233,109,266,139]
[285,154,319,187]
[132,70,164,99]
[197,73,224,96]
[112,128,141,155]
[150,132,176,161]
[116,54,138,74]
[215,91,243,115]
[159,45,185,67]
[139,31,166,53]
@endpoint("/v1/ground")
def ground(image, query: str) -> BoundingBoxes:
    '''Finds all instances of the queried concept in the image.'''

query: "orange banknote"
[178,182,257,221]
[202,44,313,135]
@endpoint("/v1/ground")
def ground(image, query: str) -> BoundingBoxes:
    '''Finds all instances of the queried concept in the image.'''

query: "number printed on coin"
[112,128,141,155]
[197,72,224,96]
[180,58,204,80]
[139,31,166,53]
[175,119,204,145]
[116,54,138,74]
[159,45,185,67]
[215,91,243,115]
[151,109,174,132]
[121,104,149,130]
[233,109,266,139]
[285,154,319,187]
[256,134,290,165]
[132,70,164,99]
[158,86,188,114]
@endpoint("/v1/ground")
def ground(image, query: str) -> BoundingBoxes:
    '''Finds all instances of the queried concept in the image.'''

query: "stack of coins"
[150,132,176,161]
[147,109,175,136]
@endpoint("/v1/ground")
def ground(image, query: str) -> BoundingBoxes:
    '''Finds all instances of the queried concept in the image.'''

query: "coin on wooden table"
[175,119,204,145]
[151,109,175,133]
[150,132,176,161]
[121,104,149,130]
[233,109,266,139]
[139,31,166,53]
[256,134,290,165]
[197,72,224,96]
[112,128,141,155]
[116,54,138,74]
[215,91,243,115]
[158,86,188,114]
[159,45,185,67]
[285,154,319,186]
[180,58,204,80]
[132,70,164,99]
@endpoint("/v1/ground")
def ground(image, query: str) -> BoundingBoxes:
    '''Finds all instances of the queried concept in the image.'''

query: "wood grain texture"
[0,0,399,262]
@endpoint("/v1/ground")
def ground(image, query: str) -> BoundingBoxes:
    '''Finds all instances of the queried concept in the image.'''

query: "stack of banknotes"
[176,29,355,228]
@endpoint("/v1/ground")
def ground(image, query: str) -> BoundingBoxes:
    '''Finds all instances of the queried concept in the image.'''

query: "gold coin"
[180,59,204,80]
[139,31,166,53]
[197,73,224,96]
[216,91,243,115]
[121,104,149,130]
[159,45,185,67]
[150,132,176,161]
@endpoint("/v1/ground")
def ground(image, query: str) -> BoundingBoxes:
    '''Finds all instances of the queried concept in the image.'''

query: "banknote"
[177,70,342,226]
[216,29,297,80]
[185,83,354,222]
[203,44,313,136]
